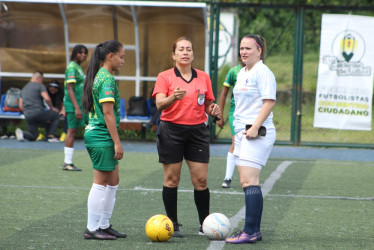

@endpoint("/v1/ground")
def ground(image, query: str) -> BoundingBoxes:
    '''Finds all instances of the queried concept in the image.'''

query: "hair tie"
[98,43,103,49]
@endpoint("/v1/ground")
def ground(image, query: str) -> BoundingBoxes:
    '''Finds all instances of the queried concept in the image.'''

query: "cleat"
[59,132,66,142]
[62,163,82,171]
[256,231,262,241]
[84,228,116,240]
[15,128,24,141]
[47,135,59,142]
[172,222,183,238]
[99,225,127,238]
[36,133,45,141]
[198,225,204,236]
[225,230,257,244]
[221,179,231,188]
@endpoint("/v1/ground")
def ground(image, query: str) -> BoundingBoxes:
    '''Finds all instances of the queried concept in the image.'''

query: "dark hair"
[242,34,267,63]
[82,40,123,113]
[172,36,193,53]
[70,44,88,61]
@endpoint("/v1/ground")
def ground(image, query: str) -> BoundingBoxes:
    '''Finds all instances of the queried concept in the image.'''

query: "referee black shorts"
[157,120,210,164]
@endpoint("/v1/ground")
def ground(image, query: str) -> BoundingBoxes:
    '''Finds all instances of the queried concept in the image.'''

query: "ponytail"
[82,40,123,113]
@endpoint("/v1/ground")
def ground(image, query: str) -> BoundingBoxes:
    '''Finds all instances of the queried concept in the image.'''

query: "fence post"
[291,5,305,145]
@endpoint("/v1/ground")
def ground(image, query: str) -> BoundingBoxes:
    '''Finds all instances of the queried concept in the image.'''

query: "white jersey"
[233,60,276,133]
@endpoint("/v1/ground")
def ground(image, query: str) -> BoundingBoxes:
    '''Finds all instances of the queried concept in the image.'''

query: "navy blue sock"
[194,188,210,225]
[243,185,263,235]
[162,186,178,224]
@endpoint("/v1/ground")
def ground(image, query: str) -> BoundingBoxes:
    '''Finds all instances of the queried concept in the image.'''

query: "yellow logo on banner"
[340,34,358,62]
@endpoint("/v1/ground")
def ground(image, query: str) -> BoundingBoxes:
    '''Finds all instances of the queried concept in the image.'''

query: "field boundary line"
[1,184,372,201]
[207,160,293,250]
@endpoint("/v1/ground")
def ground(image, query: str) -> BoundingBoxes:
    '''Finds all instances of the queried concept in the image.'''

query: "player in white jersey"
[226,35,276,244]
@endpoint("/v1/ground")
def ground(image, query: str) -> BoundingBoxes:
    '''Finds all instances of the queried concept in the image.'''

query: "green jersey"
[84,68,120,148]
[223,64,242,114]
[64,61,85,112]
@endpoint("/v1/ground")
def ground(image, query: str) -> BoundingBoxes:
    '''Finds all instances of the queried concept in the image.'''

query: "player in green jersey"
[82,40,126,240]
[217,56,244,188]
[62,44,88,171]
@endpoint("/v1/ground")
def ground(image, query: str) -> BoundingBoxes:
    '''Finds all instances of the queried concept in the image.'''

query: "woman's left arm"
[245,99,275,138]
[103,102,123,160]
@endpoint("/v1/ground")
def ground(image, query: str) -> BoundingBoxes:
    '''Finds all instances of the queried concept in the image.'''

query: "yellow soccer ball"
[145,214,174,242]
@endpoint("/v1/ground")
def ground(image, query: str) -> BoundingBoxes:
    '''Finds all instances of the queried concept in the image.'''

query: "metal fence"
[209,2,374,148]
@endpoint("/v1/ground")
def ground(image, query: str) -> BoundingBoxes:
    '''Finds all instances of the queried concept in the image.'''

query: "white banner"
[313,14,374,131]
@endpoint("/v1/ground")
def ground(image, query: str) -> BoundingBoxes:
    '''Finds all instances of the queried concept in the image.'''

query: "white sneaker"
[15,128,24,141]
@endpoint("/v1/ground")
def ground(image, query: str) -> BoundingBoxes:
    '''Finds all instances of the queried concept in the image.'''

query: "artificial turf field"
[0,146,373,249]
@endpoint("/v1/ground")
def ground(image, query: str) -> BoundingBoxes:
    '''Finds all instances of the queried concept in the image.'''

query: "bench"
[0,95,152,137]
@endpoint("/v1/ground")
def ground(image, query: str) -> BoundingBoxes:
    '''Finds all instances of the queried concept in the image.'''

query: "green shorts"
[86,147,118,171]
[66,112,87,129]
[228,112,235,136]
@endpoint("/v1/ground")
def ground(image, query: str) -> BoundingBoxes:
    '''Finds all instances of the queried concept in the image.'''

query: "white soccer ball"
[202,213,231,240]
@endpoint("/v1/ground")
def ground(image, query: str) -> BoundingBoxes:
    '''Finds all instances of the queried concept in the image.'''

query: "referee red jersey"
[153,67,215,125]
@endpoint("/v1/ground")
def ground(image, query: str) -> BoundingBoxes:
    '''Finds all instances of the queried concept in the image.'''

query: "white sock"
[224,152,236,180]
[98,185,118,230]
[64,147,74,164]
[87,183,106,231]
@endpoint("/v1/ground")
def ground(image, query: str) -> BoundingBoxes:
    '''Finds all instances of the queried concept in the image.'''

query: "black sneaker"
[99,225,127,238]
[83,228,116,240]
[199,225,204,236]
[221,179,231,188]
[172,222,183,238]
[62,163,82,171]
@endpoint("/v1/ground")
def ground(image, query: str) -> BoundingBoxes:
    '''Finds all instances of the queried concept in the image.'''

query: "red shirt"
[153,67,215,125]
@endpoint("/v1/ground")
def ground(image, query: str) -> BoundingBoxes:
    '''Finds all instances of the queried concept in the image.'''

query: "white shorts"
[233,127,276,170]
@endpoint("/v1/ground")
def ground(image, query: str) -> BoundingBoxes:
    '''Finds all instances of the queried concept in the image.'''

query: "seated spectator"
[15,71,60,142]
[47,80,67,142]
[142,88,161,131]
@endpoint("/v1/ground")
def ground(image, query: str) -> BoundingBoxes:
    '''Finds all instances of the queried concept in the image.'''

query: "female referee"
[152,37,221,237]
[225,35,277,244]
[82,40,126,240]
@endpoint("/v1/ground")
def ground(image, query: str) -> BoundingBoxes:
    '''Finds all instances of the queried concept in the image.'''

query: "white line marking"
[206,160,293,250]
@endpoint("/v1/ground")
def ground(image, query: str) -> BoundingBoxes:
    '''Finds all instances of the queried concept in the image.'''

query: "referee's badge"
[197,94,205,106]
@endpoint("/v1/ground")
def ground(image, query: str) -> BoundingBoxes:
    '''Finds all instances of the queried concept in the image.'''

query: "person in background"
[82,40,126,240]
[152,37,221,237]
[15,71,60,142]
[63,44,88,171]
[217,55,244,188]
[142,87,161,131]
[47,80,67,142]
[225,34,276,244]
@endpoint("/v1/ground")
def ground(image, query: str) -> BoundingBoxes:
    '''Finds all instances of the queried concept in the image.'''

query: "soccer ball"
[202,213,231,240]
[145,214,174,242]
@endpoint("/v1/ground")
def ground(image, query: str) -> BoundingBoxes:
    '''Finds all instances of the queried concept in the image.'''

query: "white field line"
[0,184,372,201]
[207,160,293,250]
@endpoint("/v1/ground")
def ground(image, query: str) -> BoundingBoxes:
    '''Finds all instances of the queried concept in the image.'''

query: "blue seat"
[0,94,22,116]
[120,98,126,119]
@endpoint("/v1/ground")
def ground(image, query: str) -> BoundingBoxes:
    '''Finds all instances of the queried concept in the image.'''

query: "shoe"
[15,128,24,141]
[59,132,66,142]
[36,133,45,141]
[84,228,116,240]
[221,179,231,188]
[256,231,262,241]
[172,222,183,238]
[62,163,82,171]
[1,135,8,139]
[47,135,59,142]
[99,225,127,238]
[225,230,257,244]
[198,225,204,236]
[142,122,153,131]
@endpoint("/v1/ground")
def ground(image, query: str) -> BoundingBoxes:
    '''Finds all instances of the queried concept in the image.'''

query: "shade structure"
[0,0,208,102]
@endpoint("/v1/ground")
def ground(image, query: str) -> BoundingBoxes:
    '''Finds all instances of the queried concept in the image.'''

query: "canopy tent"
[0,0,208,102]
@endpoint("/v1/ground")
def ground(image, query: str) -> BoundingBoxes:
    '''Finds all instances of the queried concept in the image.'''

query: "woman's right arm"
[155,87,186,111]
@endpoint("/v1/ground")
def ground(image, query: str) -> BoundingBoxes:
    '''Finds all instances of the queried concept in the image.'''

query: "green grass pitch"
[0,148,373,249]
